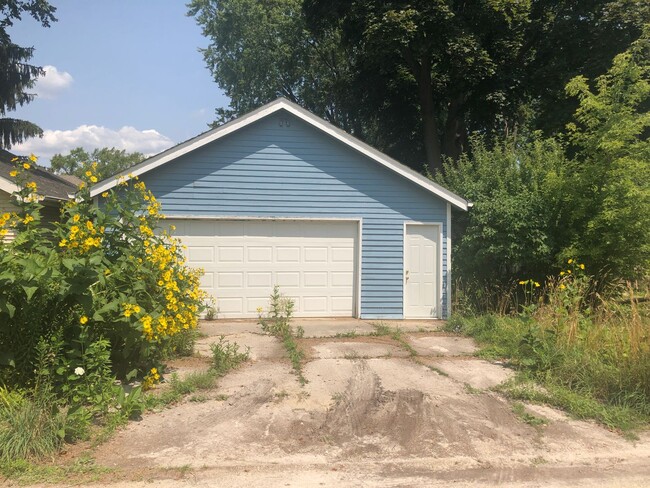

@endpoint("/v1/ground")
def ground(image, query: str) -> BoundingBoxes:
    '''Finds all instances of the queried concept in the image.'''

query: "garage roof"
[90,98,468,211]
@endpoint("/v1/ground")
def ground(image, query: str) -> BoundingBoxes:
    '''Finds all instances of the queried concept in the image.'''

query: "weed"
[274,390,289,401]
[511,401,548,427]
[259,286,308,385]
[144,371,218,410]
[211,336,250,376]
[371,322,418,356]
[343,350,361,360]
[215,394,229,401]
[335,331,358,338]
[189,394,209,403]
[464,383,483,395]
[0,457,112,484]
[0,392,66,463]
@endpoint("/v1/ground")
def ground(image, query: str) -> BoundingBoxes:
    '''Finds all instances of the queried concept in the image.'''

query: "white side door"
[404,224,439,318]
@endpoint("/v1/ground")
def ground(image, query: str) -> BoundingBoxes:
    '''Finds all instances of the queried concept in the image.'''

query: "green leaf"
[21,285,38,302]
[62,258,77,271]
[126,369,138,381]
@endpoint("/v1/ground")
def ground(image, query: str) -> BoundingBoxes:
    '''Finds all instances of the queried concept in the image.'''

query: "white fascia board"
[0,176,20,195]
[89,99,469,211]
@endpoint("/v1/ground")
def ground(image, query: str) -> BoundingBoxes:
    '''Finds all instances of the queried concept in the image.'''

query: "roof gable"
[90,99,468,210]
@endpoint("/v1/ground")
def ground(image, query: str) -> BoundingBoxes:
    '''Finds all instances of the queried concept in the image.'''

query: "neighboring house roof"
[90,98,468,211]
[0,148,77,201]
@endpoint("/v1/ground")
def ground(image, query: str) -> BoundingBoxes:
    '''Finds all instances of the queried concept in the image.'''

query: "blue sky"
[9,0,230,164]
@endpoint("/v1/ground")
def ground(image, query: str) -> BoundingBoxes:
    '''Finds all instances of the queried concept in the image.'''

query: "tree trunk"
[443,95,467,161]
[416,59,443,174]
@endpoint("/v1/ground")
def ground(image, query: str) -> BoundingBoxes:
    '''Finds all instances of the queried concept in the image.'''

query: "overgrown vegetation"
[259,286,307,385]
[210,336,250,376]
[447,263,650,434]
[0,158,208,462]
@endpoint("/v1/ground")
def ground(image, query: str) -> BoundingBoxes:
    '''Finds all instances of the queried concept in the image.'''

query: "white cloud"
[13,125,175,163]
[34,65,74,99]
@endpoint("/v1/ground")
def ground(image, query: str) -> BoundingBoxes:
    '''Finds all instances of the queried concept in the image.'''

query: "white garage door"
[165,219,358,318]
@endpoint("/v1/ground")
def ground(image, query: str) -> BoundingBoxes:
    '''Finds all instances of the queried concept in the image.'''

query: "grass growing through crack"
[259,286,308,385]
[371,322,418,356]
[145,337,249,410]
[511,401,548,427]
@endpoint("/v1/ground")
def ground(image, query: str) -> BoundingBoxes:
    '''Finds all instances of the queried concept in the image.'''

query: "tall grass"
[0,388,67,462]
[448,276,650,432]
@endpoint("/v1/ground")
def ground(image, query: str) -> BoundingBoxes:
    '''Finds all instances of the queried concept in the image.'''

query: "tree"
[0,1,57,148]
[435,136,569,289]
[188,0,365,135]
[51,147,145,179]
[562,31,650,280]
[304,0,647,172]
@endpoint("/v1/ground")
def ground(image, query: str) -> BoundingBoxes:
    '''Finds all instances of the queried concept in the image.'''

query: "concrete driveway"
[88,318,650,488]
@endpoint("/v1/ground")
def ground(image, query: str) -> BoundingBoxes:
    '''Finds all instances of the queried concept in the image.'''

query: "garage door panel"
[247,272,272,287]
[217,272,243,288]
[276,272,300,287]
[304,247,328,262]
[218,247,244,262]
[188,247,214,263]
[219,297,243,314]
[200,272,214,288]
[277,247,300,262]
[167,219,357,318]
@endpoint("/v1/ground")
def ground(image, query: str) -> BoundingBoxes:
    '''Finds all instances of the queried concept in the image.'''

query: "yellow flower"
[9,170,17,177]
[80,316,88,325]
[90,176,98,183]
[534,282,540,288]
[102,192,109,198]
[518,280,526,285]
[567,269,572,274]
[86,220,94,231]
[579,264,585,270]
[560,271,565,276]
[85,170,92,177]
[59,239,68,247]
[23,163,30,170]
[22,215,34,224]
[29,154,37,163]
[559,284,566,290]
[2,213,9,221]
[568,259,573,264]
[133,305,141,314]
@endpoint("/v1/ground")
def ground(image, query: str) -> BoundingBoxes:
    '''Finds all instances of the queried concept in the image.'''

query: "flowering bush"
[0,156,208,391]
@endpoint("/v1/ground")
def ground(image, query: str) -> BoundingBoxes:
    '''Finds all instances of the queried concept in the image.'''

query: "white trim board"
[403,221,444,319]
[90,98,468,211]
[0,176,19,195]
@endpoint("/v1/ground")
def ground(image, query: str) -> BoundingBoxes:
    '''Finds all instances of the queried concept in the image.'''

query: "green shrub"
[0,157,208,390]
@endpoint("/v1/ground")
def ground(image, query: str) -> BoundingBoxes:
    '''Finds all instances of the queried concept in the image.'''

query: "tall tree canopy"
[51,147,145,179]
[0,0,57,148]
[562,30,650,279]
[190,0,647,172]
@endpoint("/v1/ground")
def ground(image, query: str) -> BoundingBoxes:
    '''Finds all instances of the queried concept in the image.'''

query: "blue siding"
[142,110,449,318]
